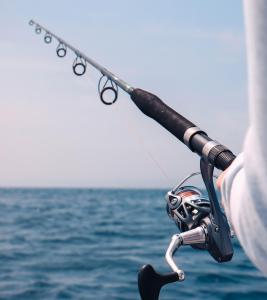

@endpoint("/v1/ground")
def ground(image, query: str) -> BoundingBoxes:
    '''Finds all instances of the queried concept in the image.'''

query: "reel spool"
[98,75,118,105]
[166,172,212,233]
[56,42,67,58]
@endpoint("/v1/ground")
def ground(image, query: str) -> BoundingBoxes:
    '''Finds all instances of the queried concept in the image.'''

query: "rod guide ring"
[72,57,87,76]
[56,43,67,58]
[44,34,52,44]
[100,87,118,105]
[35,27,41,34]
[98,75,119,105]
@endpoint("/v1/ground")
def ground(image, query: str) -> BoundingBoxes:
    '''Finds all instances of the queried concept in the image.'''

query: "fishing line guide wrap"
[29,19,236,300]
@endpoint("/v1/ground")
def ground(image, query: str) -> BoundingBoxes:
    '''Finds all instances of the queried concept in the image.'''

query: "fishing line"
[118,107,171,185]
[28,20,169,184]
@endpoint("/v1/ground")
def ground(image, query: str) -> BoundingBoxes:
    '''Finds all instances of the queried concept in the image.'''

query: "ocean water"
[0,188,266,300]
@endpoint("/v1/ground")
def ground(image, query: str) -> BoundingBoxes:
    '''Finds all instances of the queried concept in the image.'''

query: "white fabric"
[221,0,267,276]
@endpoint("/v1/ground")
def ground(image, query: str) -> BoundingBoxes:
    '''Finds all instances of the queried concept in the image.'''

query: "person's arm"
[219,0,267,276]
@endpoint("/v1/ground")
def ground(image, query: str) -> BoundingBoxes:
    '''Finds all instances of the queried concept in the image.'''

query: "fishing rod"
[29,19,236,300]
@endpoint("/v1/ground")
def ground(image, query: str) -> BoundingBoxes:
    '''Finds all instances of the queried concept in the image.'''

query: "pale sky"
[0,1,247,188]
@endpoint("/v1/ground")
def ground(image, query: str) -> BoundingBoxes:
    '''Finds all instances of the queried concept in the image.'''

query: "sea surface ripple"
[0,188,266,300]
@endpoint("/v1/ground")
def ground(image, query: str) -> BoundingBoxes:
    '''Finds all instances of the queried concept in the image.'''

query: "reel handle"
[138,227,206,300]
[138,265,179,300]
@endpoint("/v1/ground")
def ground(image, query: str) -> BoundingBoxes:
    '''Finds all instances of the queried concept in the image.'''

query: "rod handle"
[131,88,195,142]
[130,88,235,171]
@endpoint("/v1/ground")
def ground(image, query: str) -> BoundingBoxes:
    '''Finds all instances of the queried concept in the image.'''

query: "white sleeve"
[221,0,267,276]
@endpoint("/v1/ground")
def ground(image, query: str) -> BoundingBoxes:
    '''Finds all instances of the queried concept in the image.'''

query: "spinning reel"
[138,159,234,300]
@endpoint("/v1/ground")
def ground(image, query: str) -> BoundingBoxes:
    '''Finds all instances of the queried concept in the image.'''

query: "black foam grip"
[131,89,195,142]
[130,88,236,171]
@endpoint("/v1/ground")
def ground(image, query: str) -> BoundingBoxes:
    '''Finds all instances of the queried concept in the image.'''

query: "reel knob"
[138,264,179,300]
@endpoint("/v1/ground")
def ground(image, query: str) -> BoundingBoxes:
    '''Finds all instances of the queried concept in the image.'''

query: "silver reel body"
[165,172,217,278]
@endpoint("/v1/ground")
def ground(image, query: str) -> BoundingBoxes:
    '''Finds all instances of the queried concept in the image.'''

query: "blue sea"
[0,188,266,300]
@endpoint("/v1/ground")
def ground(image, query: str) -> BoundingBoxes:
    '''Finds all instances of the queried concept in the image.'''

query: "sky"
[0,1,247,188]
